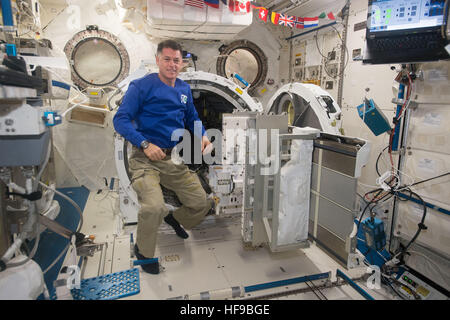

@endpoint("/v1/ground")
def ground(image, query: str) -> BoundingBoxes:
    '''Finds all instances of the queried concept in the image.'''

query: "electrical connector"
[43,111,62,127]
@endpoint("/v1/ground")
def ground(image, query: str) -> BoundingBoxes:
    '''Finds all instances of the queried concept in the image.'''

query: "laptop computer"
[363,0,449,64]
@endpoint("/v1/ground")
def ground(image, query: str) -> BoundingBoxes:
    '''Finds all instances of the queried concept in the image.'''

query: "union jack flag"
[278,14,295,28]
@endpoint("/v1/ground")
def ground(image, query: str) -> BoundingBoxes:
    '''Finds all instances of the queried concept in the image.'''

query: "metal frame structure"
[260,131,319,252]
[63,25,130,89]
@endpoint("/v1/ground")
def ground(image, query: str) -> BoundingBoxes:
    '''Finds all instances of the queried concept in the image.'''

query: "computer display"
[367,0,446,34]
[363,0,449,64]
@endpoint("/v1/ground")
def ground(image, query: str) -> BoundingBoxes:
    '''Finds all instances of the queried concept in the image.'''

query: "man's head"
[156,40,183,86]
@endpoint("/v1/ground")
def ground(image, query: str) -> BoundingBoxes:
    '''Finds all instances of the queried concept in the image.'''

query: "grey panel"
[309,193,316,221]
[255,114,289,133]
[316,224,348,266]
[317,195,355,240]
[308,219,314,235]
[312,148,357,177]
[311,163,318,191]
[0,131,50,166]
[308,134,364,267]
[318,166,358,210]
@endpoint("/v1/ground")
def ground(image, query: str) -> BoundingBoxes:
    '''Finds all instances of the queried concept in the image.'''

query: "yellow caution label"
[401,286,412,295]
[235,87,243,95]
[417,286,429,297]
[90,92,99,96]
[302,80,321,86]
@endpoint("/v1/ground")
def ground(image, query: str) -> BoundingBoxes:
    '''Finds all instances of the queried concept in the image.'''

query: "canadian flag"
[229,0,250,13]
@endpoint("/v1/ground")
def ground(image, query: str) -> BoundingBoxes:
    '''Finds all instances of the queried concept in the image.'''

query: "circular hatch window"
[216,40,267,96]
[64,26,130,89]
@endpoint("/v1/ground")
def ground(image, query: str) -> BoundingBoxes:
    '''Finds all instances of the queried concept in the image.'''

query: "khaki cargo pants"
[128,146,212,258]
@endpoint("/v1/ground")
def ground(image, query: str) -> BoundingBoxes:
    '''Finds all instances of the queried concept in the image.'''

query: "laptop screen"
[367,0,446,34]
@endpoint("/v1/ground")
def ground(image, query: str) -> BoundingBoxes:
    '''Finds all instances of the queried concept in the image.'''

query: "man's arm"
[113,82,146,147]
[184,89,211,152]
[113,82,166,160]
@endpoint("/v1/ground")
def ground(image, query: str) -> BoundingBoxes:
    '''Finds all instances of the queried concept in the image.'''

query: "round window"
[224,49,259,86]
[64,26,130,89]
[216,40,268,95]
[72,38,122,86]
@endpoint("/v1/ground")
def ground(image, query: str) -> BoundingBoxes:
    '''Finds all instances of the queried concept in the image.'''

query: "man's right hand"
[143,143,166,161]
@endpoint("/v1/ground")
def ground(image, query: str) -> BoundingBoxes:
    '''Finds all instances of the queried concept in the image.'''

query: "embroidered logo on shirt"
[181,94,187,104]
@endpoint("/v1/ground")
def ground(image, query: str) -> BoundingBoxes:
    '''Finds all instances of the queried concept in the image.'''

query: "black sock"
[164,213,189,239]
[134,244,159,274]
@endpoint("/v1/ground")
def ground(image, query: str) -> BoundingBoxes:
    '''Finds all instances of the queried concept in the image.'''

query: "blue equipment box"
[357,99,391,136]
[361,217,386,252]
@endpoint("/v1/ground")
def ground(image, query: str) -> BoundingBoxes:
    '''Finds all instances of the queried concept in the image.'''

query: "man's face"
[156,47,183,83]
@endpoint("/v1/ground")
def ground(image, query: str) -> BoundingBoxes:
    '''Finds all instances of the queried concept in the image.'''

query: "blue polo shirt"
[113,73,206,148]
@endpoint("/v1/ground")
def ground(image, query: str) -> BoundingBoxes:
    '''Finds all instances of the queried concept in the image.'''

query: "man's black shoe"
[134,244,159,274]
[164,213,189,239]
[206,196,220,216]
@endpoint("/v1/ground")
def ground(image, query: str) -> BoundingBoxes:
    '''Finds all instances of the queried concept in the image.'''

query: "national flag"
[327,12,336,20]
[304,16,318,28]
[229,0,250,13]
[294,16,304,29]
[319,12,327,19]
[278,13,294,27]
[271,12,280,24]
[204,0,219,8]
[258,7,268,22]
[185,0,204,8]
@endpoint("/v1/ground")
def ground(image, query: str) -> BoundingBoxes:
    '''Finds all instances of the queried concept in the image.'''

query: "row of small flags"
[172,1,336,29]
[173,0,252,12]
[253,6,336,29]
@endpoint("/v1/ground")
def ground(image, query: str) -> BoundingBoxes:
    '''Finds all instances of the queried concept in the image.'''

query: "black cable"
[314,31,328,58]
[410,172,450,188]
[361,185,427,267]
[191,54,198,71]
[357,188,384,229]
[314,25,349,79]
[381,275,406,300]
[376,146,390,177]
[396,189,427,256]
[331,25,350,77]
[357,192,367,203]
[357,184,397,232]
[388,172,450,256]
